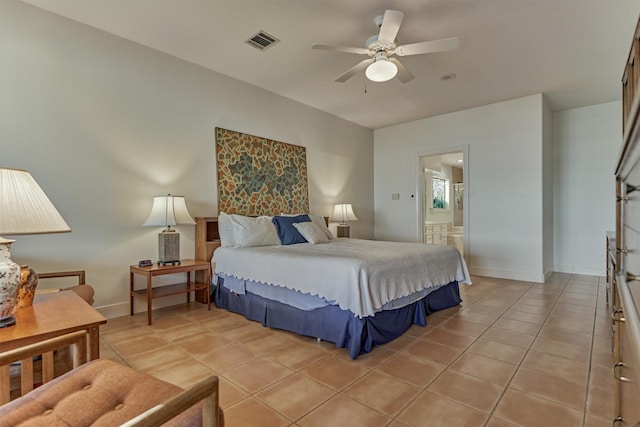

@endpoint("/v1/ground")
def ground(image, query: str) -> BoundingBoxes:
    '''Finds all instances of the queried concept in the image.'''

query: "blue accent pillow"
[272,215,311,245]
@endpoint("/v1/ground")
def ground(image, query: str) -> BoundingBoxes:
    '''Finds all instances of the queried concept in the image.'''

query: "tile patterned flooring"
[99,273,615,427]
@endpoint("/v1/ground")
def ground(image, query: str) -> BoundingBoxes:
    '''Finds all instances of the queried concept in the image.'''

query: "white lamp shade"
[0,168,70,235]
[143,195,195,227]
[365,59,397,82]
[330,203,358,224]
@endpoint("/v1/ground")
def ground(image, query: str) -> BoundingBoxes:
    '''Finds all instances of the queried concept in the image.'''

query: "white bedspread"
[213,239,471,318]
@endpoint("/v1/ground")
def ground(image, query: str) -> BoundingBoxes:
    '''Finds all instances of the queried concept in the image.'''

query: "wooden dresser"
[613,13,640,426]
[607,231,617,306]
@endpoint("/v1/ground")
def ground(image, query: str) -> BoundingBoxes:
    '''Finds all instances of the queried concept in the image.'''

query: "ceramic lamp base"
[158,230,180,265]
[0,316,16,328]
[0,238,20,328]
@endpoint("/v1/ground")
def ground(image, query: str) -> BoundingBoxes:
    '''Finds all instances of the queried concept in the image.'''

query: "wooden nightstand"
[195,217,221,303]
[130,259,211,325]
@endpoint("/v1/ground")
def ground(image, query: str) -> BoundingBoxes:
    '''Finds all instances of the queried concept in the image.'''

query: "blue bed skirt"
[214,279,462,359]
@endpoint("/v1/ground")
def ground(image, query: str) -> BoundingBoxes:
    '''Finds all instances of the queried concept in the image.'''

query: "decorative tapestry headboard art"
[215,128,309,216]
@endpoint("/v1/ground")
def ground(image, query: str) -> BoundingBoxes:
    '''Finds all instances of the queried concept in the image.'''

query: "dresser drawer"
[616,272,640,425]
[425,223,447,234]
[620,322,640,426]
[623,225,640,275]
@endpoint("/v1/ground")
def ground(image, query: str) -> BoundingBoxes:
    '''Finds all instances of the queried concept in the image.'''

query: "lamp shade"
[143,194,195,228]
[0,167,70,328]
[365,57,398,82]
[330,204,358,224]
[0,168,70,235]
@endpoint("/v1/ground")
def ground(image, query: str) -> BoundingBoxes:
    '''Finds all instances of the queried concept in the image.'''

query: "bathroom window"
[432,177,449,209]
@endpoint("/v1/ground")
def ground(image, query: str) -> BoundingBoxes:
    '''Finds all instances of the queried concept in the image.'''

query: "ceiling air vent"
[246,30,279,51]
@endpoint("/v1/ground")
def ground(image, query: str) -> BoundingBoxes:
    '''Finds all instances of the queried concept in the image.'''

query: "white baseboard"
[95,294,193,320]
[553,264,604,277]
[95,265,600,319]
[470,267,545,283]
[96,302,130,319]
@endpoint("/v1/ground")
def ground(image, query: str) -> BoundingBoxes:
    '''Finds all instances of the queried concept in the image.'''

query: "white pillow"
[229,214,280,247]
[282,213,335,240]
[218,212,236,247]
[310,215,335,240]
[293,222,329,244]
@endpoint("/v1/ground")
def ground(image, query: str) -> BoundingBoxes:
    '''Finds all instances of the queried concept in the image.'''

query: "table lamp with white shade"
[0,168,71,328]
[330,203,358,238]
[143,194,195,266]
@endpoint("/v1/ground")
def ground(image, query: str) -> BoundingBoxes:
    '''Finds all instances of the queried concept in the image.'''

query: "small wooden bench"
[0,331,223,426]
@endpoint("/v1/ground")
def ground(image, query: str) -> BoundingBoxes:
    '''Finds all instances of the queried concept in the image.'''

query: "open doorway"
[418,149,467,260]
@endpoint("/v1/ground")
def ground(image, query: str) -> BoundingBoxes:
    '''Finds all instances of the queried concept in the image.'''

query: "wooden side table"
[0,291,106,361]
[130,259,211,325]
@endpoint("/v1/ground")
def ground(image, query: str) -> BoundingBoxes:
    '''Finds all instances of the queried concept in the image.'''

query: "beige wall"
[552,102,620,276]
[375,95,546,282]
[0,1,373,317]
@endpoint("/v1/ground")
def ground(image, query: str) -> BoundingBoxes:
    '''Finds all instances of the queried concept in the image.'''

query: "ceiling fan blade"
[378,10,404,45]
[335,58,373,82]
[311,44,370,55]
[395,37,460,56]
[388,58,414,83]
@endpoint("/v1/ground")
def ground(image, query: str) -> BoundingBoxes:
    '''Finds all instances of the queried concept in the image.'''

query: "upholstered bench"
[0,332,222,426]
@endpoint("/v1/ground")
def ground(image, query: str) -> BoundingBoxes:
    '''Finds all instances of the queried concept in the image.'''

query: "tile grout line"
[286,279,534,425]
[379,279,540,426]
[101,276,605,426]
[581,275,610,427]
[480,274,572,426]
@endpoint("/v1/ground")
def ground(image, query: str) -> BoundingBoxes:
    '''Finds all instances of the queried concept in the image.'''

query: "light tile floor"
[99,273,615,427]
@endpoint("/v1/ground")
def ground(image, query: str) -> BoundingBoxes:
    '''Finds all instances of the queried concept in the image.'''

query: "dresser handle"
[612,361,631,382]
[611,308,626,322]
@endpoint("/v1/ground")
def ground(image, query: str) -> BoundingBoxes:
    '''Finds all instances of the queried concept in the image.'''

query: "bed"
[206,128,470,358]
[207,212,471,359]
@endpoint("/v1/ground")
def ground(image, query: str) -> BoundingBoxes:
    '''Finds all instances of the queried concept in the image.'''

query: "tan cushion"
[64,285,95,306]
[0,359,203,426]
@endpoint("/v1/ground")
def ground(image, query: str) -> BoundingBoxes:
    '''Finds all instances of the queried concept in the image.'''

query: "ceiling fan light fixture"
[365,56,397,82]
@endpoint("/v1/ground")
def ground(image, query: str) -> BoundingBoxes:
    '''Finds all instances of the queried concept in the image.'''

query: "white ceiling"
[21,0,640,130]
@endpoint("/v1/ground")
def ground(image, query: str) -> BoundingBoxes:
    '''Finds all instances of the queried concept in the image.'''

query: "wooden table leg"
[147,274,152,325]
[207,267,211,311]
[130,271,134,316]
[88,325,100,360]
[187,271,191,304]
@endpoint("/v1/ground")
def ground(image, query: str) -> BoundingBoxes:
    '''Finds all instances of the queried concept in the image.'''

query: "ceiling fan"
[312,9,459,83]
